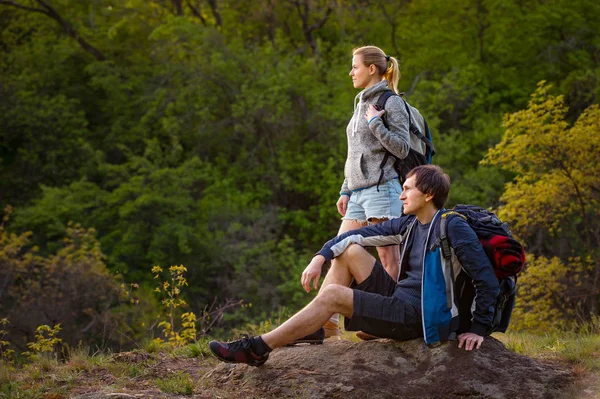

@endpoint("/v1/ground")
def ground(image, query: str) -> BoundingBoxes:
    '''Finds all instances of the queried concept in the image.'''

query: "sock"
[251,336,272,356]
[329,314,339,326]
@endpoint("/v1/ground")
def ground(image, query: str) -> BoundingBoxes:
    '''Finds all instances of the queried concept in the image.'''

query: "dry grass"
[496,329,600,398]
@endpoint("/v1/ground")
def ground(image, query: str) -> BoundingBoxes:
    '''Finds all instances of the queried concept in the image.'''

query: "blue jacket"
[317,209,500,345]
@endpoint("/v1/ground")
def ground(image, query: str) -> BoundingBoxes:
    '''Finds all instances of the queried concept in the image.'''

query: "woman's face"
[349,54,373,89]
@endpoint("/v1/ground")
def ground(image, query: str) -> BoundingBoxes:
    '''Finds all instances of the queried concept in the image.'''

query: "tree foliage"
[1,0,599,342]
[485,82,600,327]
[0,207,129,349]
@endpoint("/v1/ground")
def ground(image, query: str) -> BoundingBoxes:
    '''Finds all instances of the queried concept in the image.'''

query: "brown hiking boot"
[355,331,379,341]
[323,319,341,339]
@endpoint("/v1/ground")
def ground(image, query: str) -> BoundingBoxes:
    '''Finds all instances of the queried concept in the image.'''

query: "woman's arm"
[367,96,411,159]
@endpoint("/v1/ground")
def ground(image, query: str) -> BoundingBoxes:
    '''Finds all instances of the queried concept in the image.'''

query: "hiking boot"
[356,331,379,341]
[323,319,341,338]
[286,328,325,346]
[208,335,269,367]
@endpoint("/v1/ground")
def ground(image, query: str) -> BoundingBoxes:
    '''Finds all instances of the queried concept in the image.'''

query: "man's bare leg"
[208,246,378,364]
[325,219,367,337]
[320,244,377,290]
[262,284,354,349]
[293,244,376,343]
[267,240,377,349]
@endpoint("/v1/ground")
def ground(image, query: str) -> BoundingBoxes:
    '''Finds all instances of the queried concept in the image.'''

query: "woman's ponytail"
[384,56,400,94]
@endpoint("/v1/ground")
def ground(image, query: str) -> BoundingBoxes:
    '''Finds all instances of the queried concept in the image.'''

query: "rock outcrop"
[207,337,574,399]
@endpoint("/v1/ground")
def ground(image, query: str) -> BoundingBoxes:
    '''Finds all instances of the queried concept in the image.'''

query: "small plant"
[121,282,141,305]
[173,336,212,358]
[0,319,15,365]
[155,371,194,395]
[63,344,101,373]
[0,382,43,399]
[152,265,198,347]
[23,324,62,359]
[180,312,197,343]
[124,363,146,379]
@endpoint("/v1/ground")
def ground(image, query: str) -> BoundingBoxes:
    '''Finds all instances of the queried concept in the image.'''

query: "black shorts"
[346,261,423,341]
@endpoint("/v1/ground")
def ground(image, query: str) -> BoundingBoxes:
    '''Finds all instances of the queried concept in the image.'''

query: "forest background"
[1,0,599,352]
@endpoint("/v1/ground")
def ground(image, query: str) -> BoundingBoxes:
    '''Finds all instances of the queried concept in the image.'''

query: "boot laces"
[229,334,253,352]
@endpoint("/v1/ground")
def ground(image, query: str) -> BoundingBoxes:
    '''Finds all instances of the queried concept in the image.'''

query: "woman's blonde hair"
[352,46,400,94]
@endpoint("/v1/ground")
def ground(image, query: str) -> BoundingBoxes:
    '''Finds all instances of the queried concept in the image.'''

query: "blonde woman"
[303,45,413,339]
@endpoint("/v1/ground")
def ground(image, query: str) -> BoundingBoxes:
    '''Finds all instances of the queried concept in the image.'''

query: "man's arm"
[317,215,414,262]
[300,215,414,292]
[447,216,500,337]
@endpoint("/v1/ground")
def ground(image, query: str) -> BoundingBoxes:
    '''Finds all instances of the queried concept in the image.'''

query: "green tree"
[484,82,600,326]
[2,0,600,337]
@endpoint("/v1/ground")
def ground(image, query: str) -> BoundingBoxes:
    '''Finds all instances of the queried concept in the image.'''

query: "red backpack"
[439,204,526,334]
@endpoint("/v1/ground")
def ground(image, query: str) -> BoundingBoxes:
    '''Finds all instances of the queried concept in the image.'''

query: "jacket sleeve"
[317,216,414,261]
[447,216,500,336]
[368,95,411,159]
[340,178,351,196]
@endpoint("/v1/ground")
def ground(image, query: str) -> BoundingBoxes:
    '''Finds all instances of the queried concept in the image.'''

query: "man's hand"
[301,255,326,293]
[457,332,484,351]
[336,195,349,216]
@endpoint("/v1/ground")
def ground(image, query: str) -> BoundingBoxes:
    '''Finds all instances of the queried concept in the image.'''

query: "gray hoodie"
[340,80,411,194]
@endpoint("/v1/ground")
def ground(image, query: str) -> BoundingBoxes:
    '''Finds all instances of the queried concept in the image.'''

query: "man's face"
[400,176,431,215]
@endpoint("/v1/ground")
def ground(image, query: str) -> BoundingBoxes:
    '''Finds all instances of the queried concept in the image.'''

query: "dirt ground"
[68,337,595,399]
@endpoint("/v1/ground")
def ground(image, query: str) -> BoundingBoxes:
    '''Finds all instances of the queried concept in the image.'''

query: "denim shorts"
[343,179,403,222]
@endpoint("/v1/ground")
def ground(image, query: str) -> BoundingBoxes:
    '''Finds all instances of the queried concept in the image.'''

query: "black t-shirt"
[394,220,431,308]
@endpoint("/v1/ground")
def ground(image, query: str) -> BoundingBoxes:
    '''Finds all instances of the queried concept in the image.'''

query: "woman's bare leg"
[370,217,400,280]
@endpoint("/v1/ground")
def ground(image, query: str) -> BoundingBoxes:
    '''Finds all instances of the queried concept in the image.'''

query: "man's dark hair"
[406,165,451,209]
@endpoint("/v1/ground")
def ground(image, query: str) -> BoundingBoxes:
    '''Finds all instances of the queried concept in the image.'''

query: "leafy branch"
[0,0,106,60]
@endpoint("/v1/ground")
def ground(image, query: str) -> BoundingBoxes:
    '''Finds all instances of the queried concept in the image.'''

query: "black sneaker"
[208,335,269,367]
[286,327,325,346]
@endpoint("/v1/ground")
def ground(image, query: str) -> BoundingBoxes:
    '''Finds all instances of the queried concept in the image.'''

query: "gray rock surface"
[206,337,574,399]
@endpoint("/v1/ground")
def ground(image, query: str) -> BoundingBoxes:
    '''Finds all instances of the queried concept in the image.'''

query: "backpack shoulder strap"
[423,119,435,162]
[376,90,397,110]
[439,211,467,260]
[439,210,468,310]
[376,90,397,129]
[375,90,398,192]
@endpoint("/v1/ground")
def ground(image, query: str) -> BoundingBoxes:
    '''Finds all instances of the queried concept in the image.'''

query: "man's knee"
[338,243,367,262]
[316,284,350,311]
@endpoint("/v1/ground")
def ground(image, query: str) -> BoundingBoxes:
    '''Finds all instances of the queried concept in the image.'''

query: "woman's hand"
[336,195,349,216]
[365,104,385,121]
[301,255,326,292]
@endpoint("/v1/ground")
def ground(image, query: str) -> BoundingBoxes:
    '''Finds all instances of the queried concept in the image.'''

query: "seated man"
[209,165,500,366]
